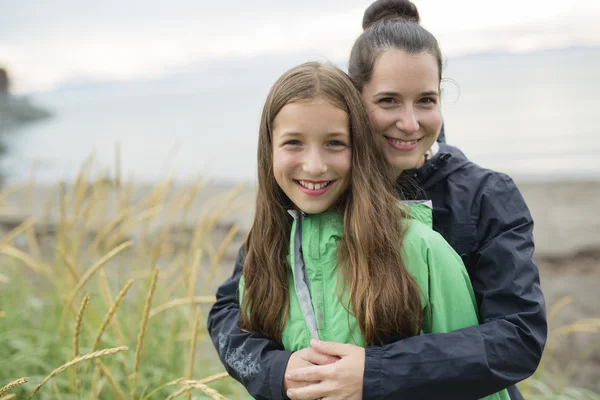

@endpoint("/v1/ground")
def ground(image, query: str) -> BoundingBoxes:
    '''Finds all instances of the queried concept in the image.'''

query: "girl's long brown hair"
[241,62,422,346]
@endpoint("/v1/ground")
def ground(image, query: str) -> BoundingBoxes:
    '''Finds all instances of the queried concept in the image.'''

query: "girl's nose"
[302,150,327,175]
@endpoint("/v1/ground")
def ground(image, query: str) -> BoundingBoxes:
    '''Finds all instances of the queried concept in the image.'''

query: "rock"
[0,67,53,133]
[0,68,8,94]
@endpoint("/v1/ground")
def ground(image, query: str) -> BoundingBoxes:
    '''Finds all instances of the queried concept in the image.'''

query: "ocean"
[2,47,599,185]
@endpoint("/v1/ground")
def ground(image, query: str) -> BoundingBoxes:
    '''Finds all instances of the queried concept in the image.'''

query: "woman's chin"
[387,155,420,174]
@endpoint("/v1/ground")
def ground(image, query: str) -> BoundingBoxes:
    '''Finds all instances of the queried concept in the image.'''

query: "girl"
[234,61,509,400]
[208,1,545,400]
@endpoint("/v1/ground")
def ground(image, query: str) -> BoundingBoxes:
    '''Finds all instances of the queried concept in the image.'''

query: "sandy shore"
[4,178,598,256]
[517,180,600,258]
[1,179,599,261]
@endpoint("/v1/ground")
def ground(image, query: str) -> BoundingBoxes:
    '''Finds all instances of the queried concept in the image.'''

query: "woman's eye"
[379,97,396,105]
[283,140,301,146]
[419,97,437,105]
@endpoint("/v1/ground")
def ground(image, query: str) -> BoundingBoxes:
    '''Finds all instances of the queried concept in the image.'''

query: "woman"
[208,1,546,399]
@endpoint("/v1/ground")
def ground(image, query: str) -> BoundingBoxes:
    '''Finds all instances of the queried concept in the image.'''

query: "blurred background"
[1,0,600,398]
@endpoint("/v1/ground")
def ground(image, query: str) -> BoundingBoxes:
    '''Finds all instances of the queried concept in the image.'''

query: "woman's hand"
[285,340,365,400]
[284,345,340,393]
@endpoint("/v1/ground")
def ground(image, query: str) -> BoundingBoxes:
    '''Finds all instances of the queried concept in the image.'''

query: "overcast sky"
[1,0,599,93]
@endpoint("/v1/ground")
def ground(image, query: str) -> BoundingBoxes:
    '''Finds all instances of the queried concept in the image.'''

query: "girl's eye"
[283,140,301,146]
[327,140,347,147]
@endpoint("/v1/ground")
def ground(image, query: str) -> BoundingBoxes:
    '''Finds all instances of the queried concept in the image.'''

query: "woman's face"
[361,49,442,176]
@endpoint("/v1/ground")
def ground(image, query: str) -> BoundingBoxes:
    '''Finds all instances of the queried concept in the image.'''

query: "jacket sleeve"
[207,246,292,400]
[363,174,547,400]
[421,234,480,335]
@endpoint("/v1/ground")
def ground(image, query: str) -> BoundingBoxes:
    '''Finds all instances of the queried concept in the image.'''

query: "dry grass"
[160,373,232,400]
[91,279,133,352]
[0,378,29,397]
[0,156,248,398]
[132,267,159,400]
[58,240,133,337]
[149,296,216,319]
[96,360,127,400]
[73,294,90,388]
[187,307,201,400]
[166,382,228,400]
[28,346,129,398]
[518,296,600,398]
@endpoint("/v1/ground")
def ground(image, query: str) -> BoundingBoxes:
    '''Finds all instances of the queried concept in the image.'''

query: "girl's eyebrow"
[325,131,350,138]
[278,131,303,138]
[279,131,348,138]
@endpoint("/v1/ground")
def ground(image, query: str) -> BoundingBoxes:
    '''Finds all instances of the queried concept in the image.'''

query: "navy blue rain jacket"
[207,142,547,400]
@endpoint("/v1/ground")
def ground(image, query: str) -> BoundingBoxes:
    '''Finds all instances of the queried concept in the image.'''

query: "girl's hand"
[284,346,340,393]
[286,340,365,400]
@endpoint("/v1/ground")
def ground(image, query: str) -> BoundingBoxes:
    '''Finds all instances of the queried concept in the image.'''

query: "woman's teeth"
[298,181,331,190]
[388,138,419,146]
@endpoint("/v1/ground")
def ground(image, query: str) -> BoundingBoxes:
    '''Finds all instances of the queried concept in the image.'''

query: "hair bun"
[362,0,420,30]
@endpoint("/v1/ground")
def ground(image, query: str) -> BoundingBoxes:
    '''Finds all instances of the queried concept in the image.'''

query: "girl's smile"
[295,179,336,196]
[272,98,351,214]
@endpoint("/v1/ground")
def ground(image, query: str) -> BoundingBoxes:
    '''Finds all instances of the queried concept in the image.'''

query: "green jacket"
[242,203,510,400]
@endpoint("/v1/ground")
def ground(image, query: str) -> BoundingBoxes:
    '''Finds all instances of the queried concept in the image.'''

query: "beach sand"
[518,180,600,258]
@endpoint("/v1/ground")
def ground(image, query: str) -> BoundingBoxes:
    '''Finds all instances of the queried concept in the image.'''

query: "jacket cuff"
[363,346,383,400]
[269,350,293,400]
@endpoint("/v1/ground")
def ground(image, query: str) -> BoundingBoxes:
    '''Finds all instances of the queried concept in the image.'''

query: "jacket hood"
[401,143,472,191]
[402,201,433,228]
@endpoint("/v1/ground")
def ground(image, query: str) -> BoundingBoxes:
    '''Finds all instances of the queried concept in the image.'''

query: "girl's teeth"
[299,181,330,190]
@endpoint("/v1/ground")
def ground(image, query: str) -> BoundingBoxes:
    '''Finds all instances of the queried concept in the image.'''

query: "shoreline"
[0,178,599,258]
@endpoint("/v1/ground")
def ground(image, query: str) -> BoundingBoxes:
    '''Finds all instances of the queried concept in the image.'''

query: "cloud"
[1,0,599,93]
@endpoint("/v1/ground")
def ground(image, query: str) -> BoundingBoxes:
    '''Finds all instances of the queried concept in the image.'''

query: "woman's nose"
[395,107,419,133]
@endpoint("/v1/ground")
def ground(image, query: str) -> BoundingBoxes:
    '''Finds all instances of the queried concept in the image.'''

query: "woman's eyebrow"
[374,91,399,97]
[375,90,440,97]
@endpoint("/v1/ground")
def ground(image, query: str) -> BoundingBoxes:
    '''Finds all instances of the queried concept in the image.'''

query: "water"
[2,47,599,185]
[441,47,600,180]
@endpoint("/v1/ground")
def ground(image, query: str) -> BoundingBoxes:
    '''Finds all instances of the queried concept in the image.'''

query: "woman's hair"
[349,0,442,90]
[241,61,423,346]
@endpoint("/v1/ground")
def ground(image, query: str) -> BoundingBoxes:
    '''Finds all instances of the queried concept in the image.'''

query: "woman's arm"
[207,247,292,400]
[361,174,546,399]
[211,175,547,400]
[287,175,546,400]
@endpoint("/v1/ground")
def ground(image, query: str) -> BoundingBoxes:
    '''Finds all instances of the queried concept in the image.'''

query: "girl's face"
[361,49,442,176]
[272,98,351,214]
